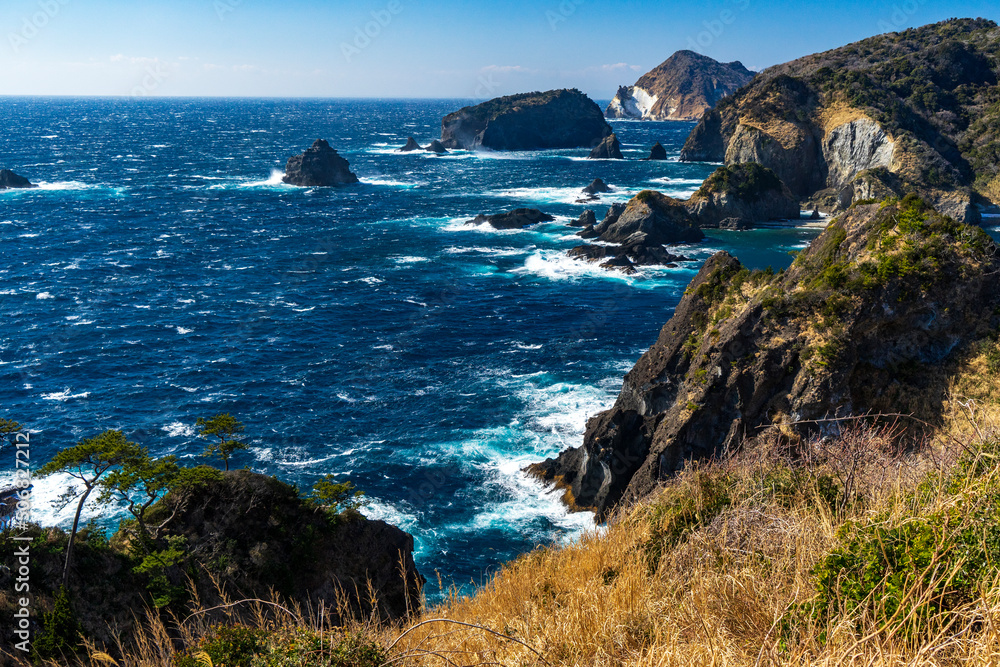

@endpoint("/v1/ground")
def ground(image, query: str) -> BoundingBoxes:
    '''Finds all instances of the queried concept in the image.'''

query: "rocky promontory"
[679,18,1000,222]
[687,163,801,228]
[532,195,1000,518]
[606,51,754,121]
[0,169,36,189]
[283,139,359,186]
[440,89,612,151]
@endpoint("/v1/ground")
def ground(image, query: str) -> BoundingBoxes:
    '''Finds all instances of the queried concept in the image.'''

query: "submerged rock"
[466,208,555,229]
[646,142,668,160]
[283,139,359,186]
[440,89,612,151]
[589,133,624,159]
[0,169,36,189]
[399,137,422,152]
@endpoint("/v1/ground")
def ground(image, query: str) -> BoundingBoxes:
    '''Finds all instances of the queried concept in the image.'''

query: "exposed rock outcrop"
[679,18,1000,222]
[568,241,689,274]
[466,208,555,229]
[687,163,801,228]
[606,51,755,121]
[425,139,448,153]
[531,196,1000,518]
[646,142,668,160]
[583,178,611,194]
[440,89,612,151]
[0,169,36,189]
[570,209,598,227]
[596,190,704,245]
[399,137,422,152]
[283,139,359,186]
[589,133,624,159]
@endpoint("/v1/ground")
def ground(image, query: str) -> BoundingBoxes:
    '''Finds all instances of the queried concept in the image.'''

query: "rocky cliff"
[606,51,755,121]
[532,195,1000,518]
[440,89,612,151]
[679,18,1000,223]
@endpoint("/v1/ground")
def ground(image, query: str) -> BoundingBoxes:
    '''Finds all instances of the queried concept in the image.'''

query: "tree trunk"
[62,484,93,589]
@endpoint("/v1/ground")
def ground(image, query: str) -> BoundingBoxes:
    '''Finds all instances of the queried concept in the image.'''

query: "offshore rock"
[424,139,448,153]
[440,89,612,151]
[399,137,422,152]
[466,208,555,229]
[0,169,36,189]
[283,139,359,186]
[687,163,801,228]
[589,133,624,159]
[646,142,668,160]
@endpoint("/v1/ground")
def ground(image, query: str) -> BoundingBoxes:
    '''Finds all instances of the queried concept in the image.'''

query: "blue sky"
[1,0,997,98]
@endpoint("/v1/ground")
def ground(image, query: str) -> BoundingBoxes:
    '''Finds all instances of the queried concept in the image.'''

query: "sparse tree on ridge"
[196,413,247,471]
[38,430,144,588]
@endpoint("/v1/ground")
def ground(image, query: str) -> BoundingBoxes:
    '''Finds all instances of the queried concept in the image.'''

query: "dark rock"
[594,203,627,236]
[0,169,36,189]
[589,133,624,159]
[568,237,690,273]
[570,209,597,227]
[531,199,1000,518]
[283,139,359,186]
[686,163,800,229]
[582,178,611,194]
[646,142,668,160]
[606,51,755,121]
[577,225,600,239]
[399,137,422,152]
[467,208,555,229]
[424,139,448,154]
[598,190,703,245]
[600,255,638,274]
[440,89,612,151]
[810,208,821,220]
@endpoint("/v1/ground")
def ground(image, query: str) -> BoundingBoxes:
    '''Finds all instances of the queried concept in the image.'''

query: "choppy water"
[0,97,826,597]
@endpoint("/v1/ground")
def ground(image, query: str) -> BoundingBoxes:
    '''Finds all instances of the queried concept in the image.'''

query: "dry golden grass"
[19,420,1000,667]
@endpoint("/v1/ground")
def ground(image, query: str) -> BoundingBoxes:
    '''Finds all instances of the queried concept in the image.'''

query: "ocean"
[0,97,828,598]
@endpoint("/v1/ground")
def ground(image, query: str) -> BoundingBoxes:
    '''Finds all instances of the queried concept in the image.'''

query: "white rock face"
[823,118,895,189]
[606,86,658,119]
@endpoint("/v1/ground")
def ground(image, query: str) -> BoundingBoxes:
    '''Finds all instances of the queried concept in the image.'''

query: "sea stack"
[282,139,359,187]
[589,133,624,159]
[0,169,37,189]
[646,142,667,160]
[399,137,421,152]
[424,139,448,154]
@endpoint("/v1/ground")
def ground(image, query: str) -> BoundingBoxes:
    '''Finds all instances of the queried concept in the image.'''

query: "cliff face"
[680,18,1000,223]
[606,51,755,121]
[440,89,612,151]
[532,196,1000,518]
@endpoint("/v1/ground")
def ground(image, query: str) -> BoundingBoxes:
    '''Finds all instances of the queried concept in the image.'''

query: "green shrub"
[32,586,80,662]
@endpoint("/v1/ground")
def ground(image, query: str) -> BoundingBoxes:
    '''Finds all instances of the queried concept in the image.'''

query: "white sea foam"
[442,246,528,258]
[176,326,193,335]
[0,470,124,529]
[392,255,431,264]
[360,177,425,188]
[162,421,196,438]
[42,389,91,402]
[36,292,54,300]
[34,181,98,191]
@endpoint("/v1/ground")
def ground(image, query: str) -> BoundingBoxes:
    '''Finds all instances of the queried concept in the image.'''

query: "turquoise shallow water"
[0,97,826,597]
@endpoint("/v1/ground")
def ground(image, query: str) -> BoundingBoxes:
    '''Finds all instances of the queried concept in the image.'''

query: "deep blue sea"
[1,97,829,598]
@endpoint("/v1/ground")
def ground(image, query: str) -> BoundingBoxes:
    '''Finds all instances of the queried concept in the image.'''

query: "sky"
[0,0,997,99]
